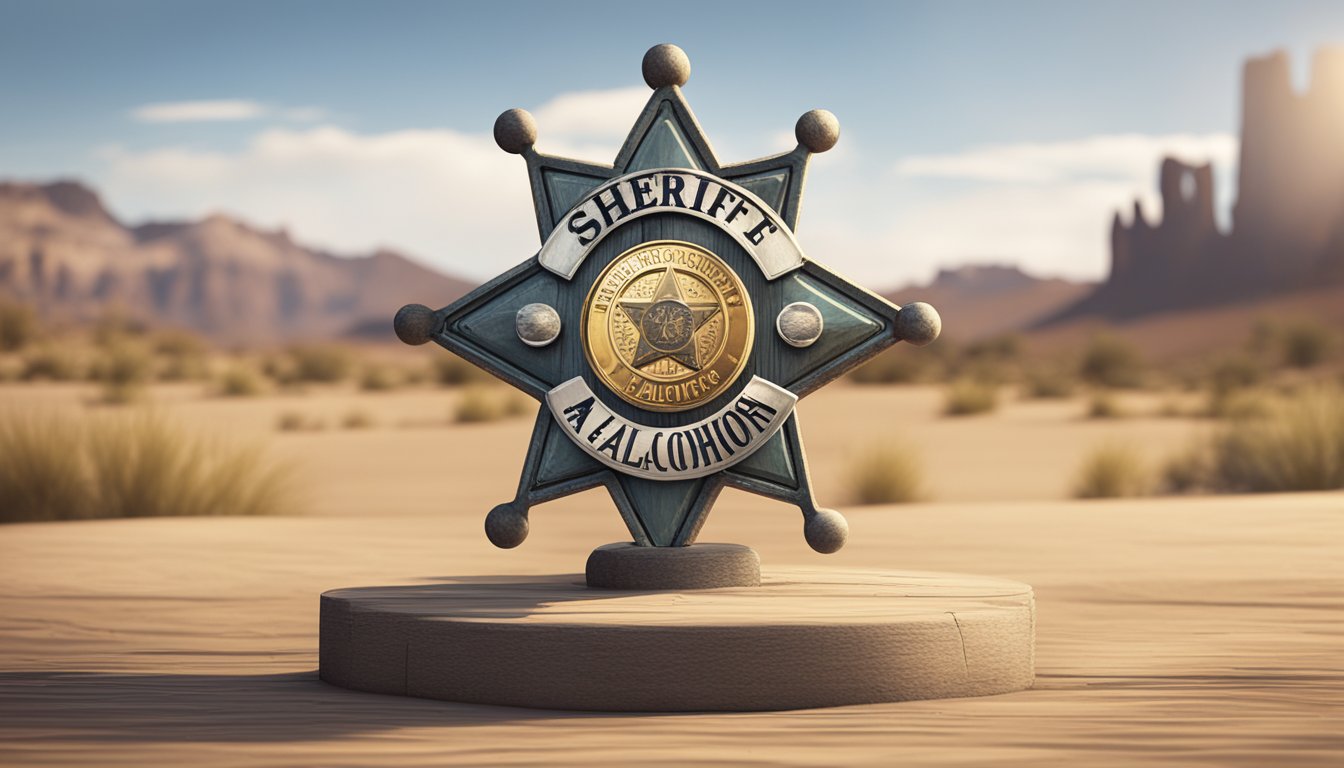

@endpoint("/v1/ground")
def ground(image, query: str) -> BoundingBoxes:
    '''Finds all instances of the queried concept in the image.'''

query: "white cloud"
[130,100,329,124]
[96,126,535,278]
[840,132,1244,285]
[131,100,268,123]
[98,87,656,279]
[530,86,648,159]
[895,133,1238,184]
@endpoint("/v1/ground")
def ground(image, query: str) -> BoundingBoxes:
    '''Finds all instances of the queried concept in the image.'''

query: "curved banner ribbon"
[545,376,797,481]
[538,168,807,281]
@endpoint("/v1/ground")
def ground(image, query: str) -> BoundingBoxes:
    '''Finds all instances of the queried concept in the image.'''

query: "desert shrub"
[963,334,1022,362]
[851,350,928,384]
[359,365,398,392]
[0,301,37,351]
[158,354,210,382]
[341,409,375,429]
[1087,392,1126,419]
[454,387,499,423]
[1024,368,1077,399]
[260,354,295,385]
[1161,445,1210,494]
[1072,443,1150,499]
[1079,334,1145,388]
[1206,387,1274,420]
[217,366,265,397]
[432,355,490,386]
[1156,397,1189,418]
[0,410,295,523]
[454,385,530,423]
[1280,321,1336,369]
[943,379,998,416]
[287,344,352,383]
[503,393,531,417]
[90,343,153,405]
[848,444,923,504]
[153,329,207,357]
[91,309,149,347]
[1206,385,1344,492]
[153,330,210,381]
[1208,354,1263,392]
[399,364,428,386]
[275,410,326,432]
[20,345,83,381]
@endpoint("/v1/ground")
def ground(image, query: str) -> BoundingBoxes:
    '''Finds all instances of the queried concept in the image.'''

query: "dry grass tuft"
[1207,385,1344,492]
[1160,444,1211,494]
[848,444,924,504]
[1072,443,1151,499]
[0,410,296,523]
[943,379,998,416]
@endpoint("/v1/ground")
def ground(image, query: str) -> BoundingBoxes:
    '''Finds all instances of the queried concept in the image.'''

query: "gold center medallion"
[583,240,753,412]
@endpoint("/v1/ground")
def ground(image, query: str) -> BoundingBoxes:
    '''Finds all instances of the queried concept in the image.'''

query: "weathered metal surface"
[397,43,939,551]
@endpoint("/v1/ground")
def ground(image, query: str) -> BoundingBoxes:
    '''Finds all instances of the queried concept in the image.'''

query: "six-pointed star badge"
[394,44,940,553]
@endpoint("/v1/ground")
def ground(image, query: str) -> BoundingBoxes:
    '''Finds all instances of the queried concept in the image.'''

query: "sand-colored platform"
[320,569,1034,711]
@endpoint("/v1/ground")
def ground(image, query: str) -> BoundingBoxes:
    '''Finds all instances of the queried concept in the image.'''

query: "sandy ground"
[0,381,1213,509]
[0,383,1340,765]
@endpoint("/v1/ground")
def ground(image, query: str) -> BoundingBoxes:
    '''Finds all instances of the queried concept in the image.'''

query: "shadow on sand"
[0,669,633,743]
[0,575,678,743]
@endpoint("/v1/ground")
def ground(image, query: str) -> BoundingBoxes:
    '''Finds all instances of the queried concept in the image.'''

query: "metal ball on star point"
[642,43,690,88]
[494,108,537,154]
[896,301,942,346]
[795,109,841,153]
[804,508,849,554]
[485,503,529,549]
[394,303,436,345]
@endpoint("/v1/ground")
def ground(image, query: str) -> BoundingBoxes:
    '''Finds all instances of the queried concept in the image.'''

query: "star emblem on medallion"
[394,44,940,553]
[619,268,720,370]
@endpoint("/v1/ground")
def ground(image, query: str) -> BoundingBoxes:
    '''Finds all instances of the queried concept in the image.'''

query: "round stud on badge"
[516,303,561,347]
[795,109,841,153]
[895,301,942,347]
[776,301,824,347]
[493,108,537,154]
[642,43,691,88]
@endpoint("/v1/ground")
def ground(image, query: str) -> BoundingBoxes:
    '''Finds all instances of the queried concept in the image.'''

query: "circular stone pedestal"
[320,569,1034,711]
[586,542,760,589]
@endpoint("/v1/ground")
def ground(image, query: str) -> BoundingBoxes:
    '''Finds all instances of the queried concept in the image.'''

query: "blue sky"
[3,0,1343,286]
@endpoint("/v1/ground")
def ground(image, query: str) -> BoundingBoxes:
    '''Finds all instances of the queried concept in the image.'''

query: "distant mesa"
[1048,48,1344,324]
[885,264,1090,341]
[0,180,473,344]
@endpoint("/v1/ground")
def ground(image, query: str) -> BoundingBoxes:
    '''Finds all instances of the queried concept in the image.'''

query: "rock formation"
[1051,48,1344,322]
[0,181,473,343]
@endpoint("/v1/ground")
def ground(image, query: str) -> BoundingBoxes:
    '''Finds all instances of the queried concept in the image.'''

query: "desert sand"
[0,383,1340,765]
